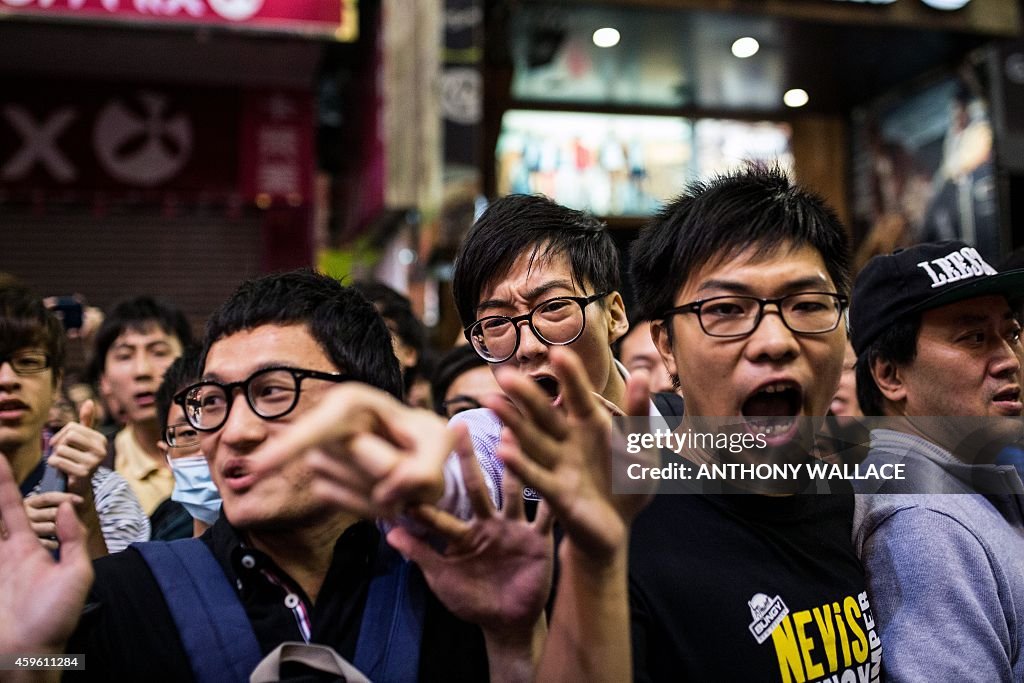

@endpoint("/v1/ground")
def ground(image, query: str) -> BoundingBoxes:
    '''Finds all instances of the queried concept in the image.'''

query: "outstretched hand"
[386,424,554,637]
[248,383,455,518]
[0,455,93,655]
[387,425,553,683]
[483,346,655,565]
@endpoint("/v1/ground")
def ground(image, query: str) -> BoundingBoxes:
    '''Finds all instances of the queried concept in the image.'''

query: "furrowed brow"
[476,279,577,313]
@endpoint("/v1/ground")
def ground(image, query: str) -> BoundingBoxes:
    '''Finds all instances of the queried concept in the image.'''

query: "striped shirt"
[90,467,151,552]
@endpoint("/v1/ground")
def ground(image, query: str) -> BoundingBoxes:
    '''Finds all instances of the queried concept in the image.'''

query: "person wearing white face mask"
[154,348,221,538]
[165,435,220,533]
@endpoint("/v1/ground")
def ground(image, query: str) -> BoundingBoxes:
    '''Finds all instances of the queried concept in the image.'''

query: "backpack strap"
[134,539,263,683]
[354,540,427,681]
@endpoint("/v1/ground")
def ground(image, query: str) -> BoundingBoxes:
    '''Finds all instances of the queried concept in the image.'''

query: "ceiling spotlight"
[920,0,971,9]
[731,37,760,59]
[784,88,809,108]
[593,27,620,48]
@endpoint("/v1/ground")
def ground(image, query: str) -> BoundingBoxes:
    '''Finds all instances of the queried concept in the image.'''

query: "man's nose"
[515,319,548,362]
[132,352,154,377]
[217,391,266,450]
[743,306,800,362]
[0,361,22,387]
[991,335,1023,379]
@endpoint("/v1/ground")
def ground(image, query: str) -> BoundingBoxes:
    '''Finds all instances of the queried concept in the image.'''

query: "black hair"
[630,165,851,323]
[352,281,430,395]
[0,285,65,384]
[203,269,402,399]
[352,281,425,355]
[156,344,204,437]
[91,296,194,380]
[855,315,921,416]
[431,344,488,415]
[452,194,620,328]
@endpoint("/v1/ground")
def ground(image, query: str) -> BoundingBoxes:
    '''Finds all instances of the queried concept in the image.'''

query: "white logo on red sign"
[94,92,192,187]
[0,0,266,19]
[208,0,263,21]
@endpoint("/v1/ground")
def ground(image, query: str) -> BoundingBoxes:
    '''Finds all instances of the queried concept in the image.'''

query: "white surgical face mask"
[168,455,222,526]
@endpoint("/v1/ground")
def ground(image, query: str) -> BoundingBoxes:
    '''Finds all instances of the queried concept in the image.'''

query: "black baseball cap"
[850,240,1024,356]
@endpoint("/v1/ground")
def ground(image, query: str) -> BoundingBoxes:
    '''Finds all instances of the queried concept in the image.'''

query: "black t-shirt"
[65,517,488,682]
[630,492,882,682]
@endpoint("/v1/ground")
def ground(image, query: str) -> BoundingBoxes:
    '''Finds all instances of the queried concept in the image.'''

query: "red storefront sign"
[239,91,316,206]
[0,0,357,41]
[0,81,315,206]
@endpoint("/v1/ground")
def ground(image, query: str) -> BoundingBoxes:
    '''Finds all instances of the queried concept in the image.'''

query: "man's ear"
[650,319,679,383]
[871,356,907,405]
[391,336,419,370]
[605,292,629,345]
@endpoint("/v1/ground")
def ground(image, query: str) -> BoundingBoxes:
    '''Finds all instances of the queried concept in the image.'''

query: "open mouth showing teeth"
[742,382,801,436]
[534,376,560,401]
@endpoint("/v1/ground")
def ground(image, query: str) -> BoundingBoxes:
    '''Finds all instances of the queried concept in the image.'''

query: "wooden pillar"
[791,114,851,231]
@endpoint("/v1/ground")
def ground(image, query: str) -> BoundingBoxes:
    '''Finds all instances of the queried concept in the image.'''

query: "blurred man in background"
[616,318,676,394]
[432,344,505,418]
[354,281,434,408]
[91,297,192,518]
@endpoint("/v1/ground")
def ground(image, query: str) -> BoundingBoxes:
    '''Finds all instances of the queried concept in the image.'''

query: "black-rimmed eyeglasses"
[173,366,349,432]
[0,351,51,375]
[441,395,482,418]
[662,292,848,338]
[164,422,201,449]
[465,292,609,363]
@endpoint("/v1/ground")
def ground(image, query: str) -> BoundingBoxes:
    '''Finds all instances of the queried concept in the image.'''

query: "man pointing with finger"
[62,270,492,681]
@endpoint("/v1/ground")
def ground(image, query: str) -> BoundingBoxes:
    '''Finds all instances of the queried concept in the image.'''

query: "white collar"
[613,358,663,418]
